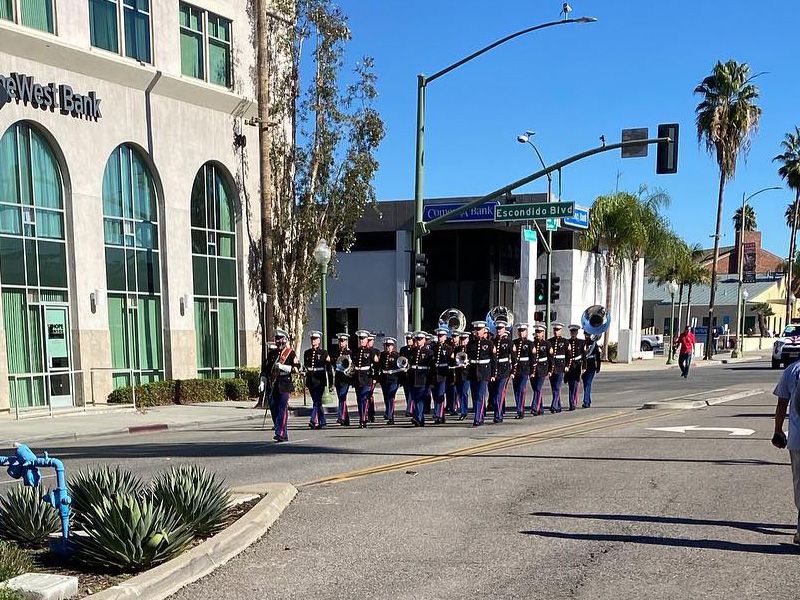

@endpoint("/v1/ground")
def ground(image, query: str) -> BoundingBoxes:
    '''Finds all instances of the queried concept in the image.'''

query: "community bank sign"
[0,72,102,121]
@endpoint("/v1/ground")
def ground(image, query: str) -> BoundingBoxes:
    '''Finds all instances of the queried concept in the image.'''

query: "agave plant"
[68,466,144,524]
[72,494,193,571]
[150,465,231,538]
[0,539,33,582]
[0,485,59,547]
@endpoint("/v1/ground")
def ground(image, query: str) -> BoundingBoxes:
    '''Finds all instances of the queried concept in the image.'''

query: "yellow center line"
[301,408,676,487]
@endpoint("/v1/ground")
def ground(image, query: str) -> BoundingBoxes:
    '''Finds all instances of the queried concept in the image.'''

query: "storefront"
[0,1,261,414]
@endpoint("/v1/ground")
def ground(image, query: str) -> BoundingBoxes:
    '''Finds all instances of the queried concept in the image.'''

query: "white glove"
[278,364,292,374]
[258,376,266,393]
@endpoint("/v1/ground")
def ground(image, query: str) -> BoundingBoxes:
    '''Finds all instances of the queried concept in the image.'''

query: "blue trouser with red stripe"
[270,387,290,441]
[582,369,597,407]
[355,384,371,425]
[530,374,546,414]
[512,374,528,416]
[381,381,399,421]
[433,380,447,422]
[446,382,456,414]
[470,380,488,425]
[457,380,470,416]
[566,376,581,410]
[491,375,509,422]
[308,384,326,428]
[403,383,414,415]
[550,372,564,412]
[412,386,428,425]
[335,383,350,425]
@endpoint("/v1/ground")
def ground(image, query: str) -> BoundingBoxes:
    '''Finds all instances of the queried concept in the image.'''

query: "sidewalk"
[603,350,764,373]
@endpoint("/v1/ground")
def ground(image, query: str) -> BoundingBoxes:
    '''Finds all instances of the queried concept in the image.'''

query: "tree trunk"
[757,313,766,337]
[705,170,726,359]
[628,256,638,333]
[686,282,693,328]
[676,283,684,337]
[602,253,613,360]
[787,190,799,328]
[257,0,275,358]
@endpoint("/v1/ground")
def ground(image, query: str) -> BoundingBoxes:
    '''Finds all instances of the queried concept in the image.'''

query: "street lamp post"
[731,186,781,358]
[313,239,332,403]
[411,15,597,330]
[790,294,796,328]
[739,288,750,356]
[667,281,679,365]
[518,131,554,331]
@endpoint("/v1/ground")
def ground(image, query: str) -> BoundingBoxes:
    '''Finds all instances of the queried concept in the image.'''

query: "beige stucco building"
[0,0,262,415]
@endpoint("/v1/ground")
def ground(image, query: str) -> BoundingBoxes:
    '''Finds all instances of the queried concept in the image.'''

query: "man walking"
[548,322,568,413]
[467,321,496,427]
[511,323,533,419]
[674,325,696,378]
[304,330,333,429]
[771,359,800,545]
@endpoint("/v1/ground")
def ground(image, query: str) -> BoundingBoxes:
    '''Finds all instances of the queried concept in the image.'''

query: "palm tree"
[749,302,775,336]
[680,244,711,328]
[732,204,757,232]
[695,59,762,358]
[774,126,800,327]
[648,233,690,344]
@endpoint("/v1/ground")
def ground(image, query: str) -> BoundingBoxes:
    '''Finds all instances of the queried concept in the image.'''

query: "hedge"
[108,377,254,406]
[235,367,261,397]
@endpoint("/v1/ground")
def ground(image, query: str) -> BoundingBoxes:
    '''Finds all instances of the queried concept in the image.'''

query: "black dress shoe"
[458,414,466,421]
[388,419,394,425]
[568,407,576,411]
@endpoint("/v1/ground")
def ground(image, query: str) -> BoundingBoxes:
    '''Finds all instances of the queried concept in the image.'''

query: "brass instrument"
[335,355,354,376]
[396,356,410,371]
[455,351,469,367]
[581,304,611,355]
[487,305,515,333]
[438,308,466,336]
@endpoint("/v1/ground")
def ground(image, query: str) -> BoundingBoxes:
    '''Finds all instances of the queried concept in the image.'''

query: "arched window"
[102,144,162,388]
[191,163,238,378]
[0,122,71,409]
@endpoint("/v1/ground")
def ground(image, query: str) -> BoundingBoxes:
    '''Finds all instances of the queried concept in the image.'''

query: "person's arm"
[774,397,789,448]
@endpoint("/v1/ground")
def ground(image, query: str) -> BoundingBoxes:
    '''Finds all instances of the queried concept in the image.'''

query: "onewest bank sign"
[0,72,102,121]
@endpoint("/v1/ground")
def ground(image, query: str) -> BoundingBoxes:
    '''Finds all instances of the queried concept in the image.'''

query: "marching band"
[259,305,609,443]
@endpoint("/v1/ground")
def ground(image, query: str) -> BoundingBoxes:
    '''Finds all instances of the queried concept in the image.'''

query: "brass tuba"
[455,351,469,367]
[487,306,515,334]
[581,304,611,355]
[438,308,466,336]
[335,354,354,376]
[396,356,410,371]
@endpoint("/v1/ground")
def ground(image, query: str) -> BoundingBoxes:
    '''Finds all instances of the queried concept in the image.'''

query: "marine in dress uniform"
[529,324,550,416]
[259,329,299,442]
[490,321,512,423]
[431,328,453,424]
[564,325,586,411]
[399,332,415,416]
[304,330,333,429]
[548,322,569,413]
[454,331,471,420]
[424,334,435,414]
[331,333,352,426]
[409,331,433,426]
[366,333,378,423]
[378,338,402,424]
[582,338,601,408]
[511,323,534,419]
[467,321,496,427]
[352,330,378,428]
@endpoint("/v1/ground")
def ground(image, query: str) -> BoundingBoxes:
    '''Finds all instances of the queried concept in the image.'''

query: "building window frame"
[2,0,57,35]
[89,0,153,64]
[179,1,233,89]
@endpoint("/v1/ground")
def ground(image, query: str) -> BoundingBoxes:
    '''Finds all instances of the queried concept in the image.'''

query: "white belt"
[412,365,428,370]
[306,367,326,371]
[555,354,566,359]
[537,358,548,362]
[355,366,371,371]
[384,368,403,374]
[498,358,510,363]
[475,359,490,364]
[571,355,583,360]
[517,357,529,362]
[436,363,449,367]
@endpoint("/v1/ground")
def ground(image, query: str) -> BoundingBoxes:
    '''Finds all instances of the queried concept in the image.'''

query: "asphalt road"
[16,360,800,598]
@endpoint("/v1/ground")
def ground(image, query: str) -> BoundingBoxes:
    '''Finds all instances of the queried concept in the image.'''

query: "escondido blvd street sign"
[494,201,575,222]
[0,72,102,121]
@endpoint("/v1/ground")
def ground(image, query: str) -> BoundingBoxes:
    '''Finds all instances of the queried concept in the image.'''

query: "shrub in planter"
[150,465,231,538]
[176,378,226,404]
[69,466,144,525]
[73,494,193,572]
[0,588,25,600]
[107,380,177,407]
[224,378,250,400]
[235,367,261,397]
[608,342,618,362]
[0,540,32,582]
[0,485,59,546]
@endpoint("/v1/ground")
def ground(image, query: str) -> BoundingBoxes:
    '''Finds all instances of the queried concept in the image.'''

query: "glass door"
[44,305,72,407]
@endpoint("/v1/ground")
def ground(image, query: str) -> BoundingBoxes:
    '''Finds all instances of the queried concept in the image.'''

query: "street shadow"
[725,366,776,371]
[731,413,775,418]
[530,512,794,536]
[521,530,800,555]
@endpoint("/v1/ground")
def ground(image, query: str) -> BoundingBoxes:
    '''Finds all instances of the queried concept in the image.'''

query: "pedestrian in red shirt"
[674,326,696,378]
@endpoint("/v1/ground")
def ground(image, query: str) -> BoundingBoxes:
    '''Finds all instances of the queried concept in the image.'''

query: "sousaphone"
[438,308,466,337]
[486,306,515,335]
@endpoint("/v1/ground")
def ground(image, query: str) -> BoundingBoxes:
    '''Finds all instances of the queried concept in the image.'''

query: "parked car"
[772,325,800,369]
[640,334,664,353]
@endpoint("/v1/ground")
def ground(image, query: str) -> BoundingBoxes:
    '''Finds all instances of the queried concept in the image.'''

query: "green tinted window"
[20,0,54,33]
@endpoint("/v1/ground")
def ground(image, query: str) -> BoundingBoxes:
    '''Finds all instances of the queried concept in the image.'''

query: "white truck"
[772,325,800,369]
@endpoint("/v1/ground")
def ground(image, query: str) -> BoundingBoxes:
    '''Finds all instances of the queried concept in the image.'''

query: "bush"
[608,342,618,362]
[0,540,32,582]
[150,465,231,538]
[235,367,261,397]
[73,494,193,572]
[0,588,25,600]
[68,466,145,525]
[224,378,250,400]
[176,379,226,404]
[0,485,59,547]
[107,380,177,407]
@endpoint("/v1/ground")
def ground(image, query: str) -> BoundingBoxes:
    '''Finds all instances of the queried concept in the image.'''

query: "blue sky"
[338,0,799,257]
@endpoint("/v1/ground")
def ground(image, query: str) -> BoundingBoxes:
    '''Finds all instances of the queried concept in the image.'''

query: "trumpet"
[396,356,410,372]
[335,355,354,376]
[455,351,469,367]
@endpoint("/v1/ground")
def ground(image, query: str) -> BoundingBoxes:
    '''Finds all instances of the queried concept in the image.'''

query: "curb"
[86,482,298,600]
[641,388,765,410]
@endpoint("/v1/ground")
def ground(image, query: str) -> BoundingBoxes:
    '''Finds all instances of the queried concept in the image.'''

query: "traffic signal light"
[534,310,544,322]
[413,252,428,289]
[550,276,561,302]
[534,278,546,305]
[656,123,679,174]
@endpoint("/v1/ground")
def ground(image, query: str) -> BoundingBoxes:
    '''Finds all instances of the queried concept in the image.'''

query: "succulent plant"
[72,494,193,571]
[68,466,144,524]
[149,465,231,538]
[0,540,32,582]
[0,485,59,547]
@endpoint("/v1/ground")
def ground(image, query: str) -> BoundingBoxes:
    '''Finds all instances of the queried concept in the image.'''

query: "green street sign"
[522,228,537,242]
[494,201,575,222]
[546,218,559,231]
